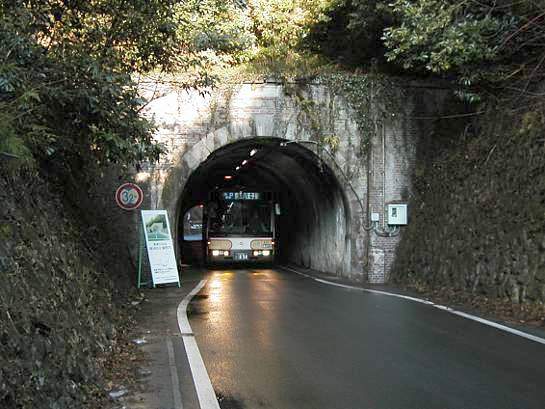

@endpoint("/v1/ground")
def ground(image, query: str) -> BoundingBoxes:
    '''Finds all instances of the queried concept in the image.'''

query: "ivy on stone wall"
[282,72,404,157]
[197,68,403,159]
[321,72,403,156]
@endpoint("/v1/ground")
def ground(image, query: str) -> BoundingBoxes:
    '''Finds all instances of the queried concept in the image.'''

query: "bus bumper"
[207,250,273,263]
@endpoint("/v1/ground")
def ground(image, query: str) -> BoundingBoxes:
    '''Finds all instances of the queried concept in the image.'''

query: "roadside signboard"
[115,183,144,210]
[141,210,180,286]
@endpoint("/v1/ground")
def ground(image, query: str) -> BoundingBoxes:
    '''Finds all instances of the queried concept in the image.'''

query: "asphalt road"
[188,268,545,409]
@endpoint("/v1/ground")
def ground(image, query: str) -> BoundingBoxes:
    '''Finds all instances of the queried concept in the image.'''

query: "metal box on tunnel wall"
[387,204,407,225]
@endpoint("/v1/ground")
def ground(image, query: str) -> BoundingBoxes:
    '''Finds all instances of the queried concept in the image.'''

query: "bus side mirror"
[275,203,281,216]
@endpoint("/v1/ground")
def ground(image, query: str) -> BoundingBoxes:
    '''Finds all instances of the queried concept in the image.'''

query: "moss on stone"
[393,102,545,304]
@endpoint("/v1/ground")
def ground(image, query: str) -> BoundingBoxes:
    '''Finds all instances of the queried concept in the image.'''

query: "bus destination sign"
[223,191,261,201]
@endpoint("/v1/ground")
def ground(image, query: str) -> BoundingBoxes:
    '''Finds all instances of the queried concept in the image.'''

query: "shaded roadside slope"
[0,167,125,409]
[393,102,545,311]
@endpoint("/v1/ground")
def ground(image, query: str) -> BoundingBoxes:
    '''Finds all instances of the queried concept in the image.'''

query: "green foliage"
[383,1,511,75]
[6,0,183,72]
[0,1,250,172]
[321,72,402,154]
[233,0,545,100]
[243,0,334,75]
[519,110,545,138]
[279,71,401,157]
[0,171,116,409]
[248,0,328,48]
[198,1,402,156]
[322,134,340,152]
[174,0,257,73]
[242,49,331,81]
[0,112,33,163]
[382,0,545,95]
[276,0,545,100]
[305,0,393,67]
[0,1,176,170]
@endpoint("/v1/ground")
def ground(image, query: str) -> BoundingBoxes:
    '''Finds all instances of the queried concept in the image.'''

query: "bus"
[205,190,277,264]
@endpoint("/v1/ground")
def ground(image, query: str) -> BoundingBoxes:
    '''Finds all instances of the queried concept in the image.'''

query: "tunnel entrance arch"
[175,137,353,275]
[139,80,433,282]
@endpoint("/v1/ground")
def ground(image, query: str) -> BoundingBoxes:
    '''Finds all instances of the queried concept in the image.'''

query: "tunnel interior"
[177,138,351,274]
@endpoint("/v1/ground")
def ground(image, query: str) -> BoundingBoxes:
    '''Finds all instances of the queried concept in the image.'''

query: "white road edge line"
[282,266,545,346]
[166,338,184,409]
[177,280,221,409]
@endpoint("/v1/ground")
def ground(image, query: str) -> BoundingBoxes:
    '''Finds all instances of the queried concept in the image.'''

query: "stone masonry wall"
[106,79,454,284]
[392,100,545,302]
[140,81,368,280]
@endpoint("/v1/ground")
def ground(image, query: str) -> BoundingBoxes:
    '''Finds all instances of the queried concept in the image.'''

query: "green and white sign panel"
[141,210,180,286]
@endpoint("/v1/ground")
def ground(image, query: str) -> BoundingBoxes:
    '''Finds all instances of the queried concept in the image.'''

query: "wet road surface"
[188,268,545,409]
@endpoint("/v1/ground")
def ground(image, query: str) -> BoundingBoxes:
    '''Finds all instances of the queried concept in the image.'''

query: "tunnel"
[176,137,351,274]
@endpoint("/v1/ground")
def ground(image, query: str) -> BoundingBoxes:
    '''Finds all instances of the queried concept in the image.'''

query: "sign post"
[114,183,149,287]
[141,210,180,287]
[136,223,147,288]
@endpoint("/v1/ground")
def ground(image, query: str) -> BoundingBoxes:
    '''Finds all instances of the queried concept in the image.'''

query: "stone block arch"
[137,80,444,282]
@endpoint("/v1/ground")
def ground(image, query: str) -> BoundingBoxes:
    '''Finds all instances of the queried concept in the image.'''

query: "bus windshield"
[208,200,272,236]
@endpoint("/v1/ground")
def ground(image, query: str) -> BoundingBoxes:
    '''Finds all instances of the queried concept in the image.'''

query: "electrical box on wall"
[387,204,408,225]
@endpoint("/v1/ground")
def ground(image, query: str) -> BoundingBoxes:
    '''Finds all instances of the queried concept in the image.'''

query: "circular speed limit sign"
[115,183,144,210]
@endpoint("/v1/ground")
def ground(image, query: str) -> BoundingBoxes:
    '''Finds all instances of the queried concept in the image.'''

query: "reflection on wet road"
[188,268,545,409]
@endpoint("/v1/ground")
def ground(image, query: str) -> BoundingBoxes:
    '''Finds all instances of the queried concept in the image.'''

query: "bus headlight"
[253,250,261,256]
[223,251,229,256]
[262,250,270,257]
[212,250,220,256]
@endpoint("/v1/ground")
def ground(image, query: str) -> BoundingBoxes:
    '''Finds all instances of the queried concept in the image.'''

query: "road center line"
[282,266,545,346]
[177,279,221,409]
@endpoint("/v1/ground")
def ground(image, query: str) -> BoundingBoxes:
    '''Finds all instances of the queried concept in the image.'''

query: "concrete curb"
[177,279,221,409]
